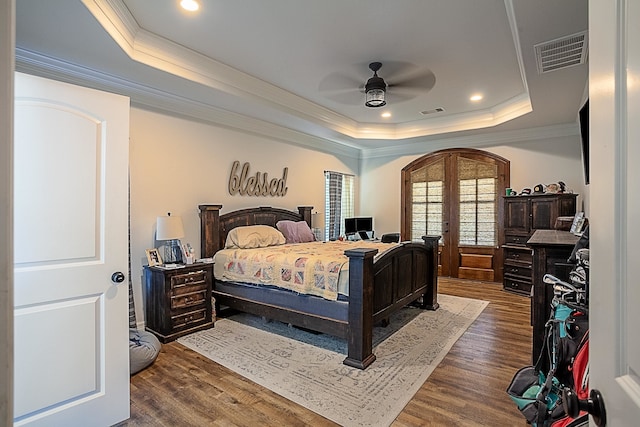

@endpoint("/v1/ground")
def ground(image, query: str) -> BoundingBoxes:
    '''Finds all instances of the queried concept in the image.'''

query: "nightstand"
[143,263,214,343]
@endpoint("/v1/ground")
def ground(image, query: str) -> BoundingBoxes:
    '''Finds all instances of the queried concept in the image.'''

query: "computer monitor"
[356,217,373,233]
[345,217,374,239]
[345,218,357,235]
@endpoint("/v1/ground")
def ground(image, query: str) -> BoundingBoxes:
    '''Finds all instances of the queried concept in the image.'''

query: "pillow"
[225,225,286,249]
[276,220,315,243]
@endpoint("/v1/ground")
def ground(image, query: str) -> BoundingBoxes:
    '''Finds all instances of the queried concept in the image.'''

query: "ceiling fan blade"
[387,69,436,91]
[318,71,363,92]
[385,92,416,104]
[325,92,364,106]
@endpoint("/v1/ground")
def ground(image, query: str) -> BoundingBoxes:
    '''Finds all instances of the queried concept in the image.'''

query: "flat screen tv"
[579,100,589,184]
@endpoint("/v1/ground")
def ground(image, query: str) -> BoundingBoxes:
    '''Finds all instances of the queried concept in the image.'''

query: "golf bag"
[507,248,590,427]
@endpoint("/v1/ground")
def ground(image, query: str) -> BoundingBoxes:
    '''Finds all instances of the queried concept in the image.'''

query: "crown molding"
[360,123,580,159]
[80,0,533,141]
[16,47,575,162]
[15,48,361,160]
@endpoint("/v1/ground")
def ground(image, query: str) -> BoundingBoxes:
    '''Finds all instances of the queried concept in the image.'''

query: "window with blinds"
[458,157,497,246]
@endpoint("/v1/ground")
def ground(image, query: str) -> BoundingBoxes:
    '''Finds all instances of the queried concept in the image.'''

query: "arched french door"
[401,148,509,281]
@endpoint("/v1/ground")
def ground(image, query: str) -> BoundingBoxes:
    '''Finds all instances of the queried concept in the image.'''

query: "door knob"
[111,271,126,283]
[563,387,606,426]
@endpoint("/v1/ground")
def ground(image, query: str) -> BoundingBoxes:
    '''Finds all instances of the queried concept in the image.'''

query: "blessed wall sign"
[228,160,288,197]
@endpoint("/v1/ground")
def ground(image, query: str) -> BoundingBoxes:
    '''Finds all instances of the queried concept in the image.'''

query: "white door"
[13,73,130,426]
[590,0,640,425]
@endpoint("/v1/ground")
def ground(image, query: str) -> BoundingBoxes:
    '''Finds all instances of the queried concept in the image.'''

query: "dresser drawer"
[503,277,532,296]
[504,263,532,278]
[505,234,530,245]
[503,247,533,264]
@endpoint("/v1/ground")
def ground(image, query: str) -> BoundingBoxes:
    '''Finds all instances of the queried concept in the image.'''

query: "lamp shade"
[311,211,325,229]
[156,214,185,240]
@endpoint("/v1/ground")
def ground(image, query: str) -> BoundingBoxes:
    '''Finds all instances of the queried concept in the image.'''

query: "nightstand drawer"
[171,270,207,288]
[171,289,207,309]
[172,308,207,328]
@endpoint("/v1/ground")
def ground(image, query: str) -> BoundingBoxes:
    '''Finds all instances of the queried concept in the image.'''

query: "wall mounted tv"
[579,100,589,184]
[344,217,373,235]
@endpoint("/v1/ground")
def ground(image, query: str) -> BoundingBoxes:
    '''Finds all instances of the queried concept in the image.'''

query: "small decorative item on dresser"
[145,248,162,266]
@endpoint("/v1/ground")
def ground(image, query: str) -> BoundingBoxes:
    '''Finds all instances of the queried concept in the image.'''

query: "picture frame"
[570,212,585,235]
[146,248,162,266]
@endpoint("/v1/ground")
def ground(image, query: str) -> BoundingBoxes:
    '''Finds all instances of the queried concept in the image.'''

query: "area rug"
[178,294,488,426]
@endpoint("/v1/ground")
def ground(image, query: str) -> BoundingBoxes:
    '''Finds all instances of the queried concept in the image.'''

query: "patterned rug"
[178,294,488,427]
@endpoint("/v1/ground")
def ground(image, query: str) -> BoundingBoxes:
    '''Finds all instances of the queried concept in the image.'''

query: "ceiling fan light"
[365,89,386,107]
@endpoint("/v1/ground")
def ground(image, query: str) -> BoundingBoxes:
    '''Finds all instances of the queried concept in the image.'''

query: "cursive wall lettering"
[228,161,288,197]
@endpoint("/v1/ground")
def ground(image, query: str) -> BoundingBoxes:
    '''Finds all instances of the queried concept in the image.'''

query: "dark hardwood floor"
[116,279,532,426]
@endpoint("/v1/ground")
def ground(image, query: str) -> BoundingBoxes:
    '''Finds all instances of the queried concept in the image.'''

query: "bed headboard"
[198,205,313,258]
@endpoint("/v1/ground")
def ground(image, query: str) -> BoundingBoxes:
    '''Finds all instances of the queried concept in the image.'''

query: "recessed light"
[381,112,391,118]
[180,0,199,12]
[470,94,483,102]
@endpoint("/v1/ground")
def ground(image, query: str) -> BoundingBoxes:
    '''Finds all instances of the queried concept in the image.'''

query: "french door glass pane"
[410,161,444,242]
[458,160,497,246]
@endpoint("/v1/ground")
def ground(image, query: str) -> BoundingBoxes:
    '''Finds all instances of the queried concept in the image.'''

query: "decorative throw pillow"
[276,220,315,243]
[225,225,286,249]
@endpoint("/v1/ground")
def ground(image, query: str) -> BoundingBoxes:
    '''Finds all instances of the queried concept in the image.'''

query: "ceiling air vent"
[534,31,588,74]
[421,107,445,115]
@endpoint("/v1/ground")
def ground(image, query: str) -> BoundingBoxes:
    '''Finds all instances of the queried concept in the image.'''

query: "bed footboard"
[343,236,439,369]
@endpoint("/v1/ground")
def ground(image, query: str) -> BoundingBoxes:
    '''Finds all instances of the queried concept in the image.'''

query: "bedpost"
[343,247,378,369]
[421,235,440,310]
[198,204,222,258]
[297,206,313,227]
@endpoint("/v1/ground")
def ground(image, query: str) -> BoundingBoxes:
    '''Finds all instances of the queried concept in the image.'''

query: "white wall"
[360,135,588,237]
[129,108,358,326]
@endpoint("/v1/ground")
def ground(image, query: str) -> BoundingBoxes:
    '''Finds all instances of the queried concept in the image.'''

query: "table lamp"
[312,211,325,241]
[156,213,185,264]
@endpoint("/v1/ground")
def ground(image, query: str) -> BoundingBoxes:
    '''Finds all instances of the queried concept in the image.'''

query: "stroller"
[507,248,593,427]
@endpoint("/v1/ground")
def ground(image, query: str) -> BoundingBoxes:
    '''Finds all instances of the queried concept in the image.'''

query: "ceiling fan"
[319,61,436,108]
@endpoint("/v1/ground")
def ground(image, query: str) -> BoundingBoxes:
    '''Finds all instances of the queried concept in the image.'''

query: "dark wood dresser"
[144,263,214,343]
[527,229,579,367]
[502,193,577,295]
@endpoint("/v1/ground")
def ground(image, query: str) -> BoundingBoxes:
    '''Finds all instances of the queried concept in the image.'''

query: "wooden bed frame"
[199,204,439,369]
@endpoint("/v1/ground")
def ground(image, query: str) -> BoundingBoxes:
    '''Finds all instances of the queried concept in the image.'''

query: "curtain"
[325,172,342,240]
[325,171,355,240]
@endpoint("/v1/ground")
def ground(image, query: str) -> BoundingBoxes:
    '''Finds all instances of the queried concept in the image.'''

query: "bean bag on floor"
[129,328,161,375]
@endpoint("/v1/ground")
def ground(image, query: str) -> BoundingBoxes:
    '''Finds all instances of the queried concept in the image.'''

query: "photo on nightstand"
[146,248,162,266]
